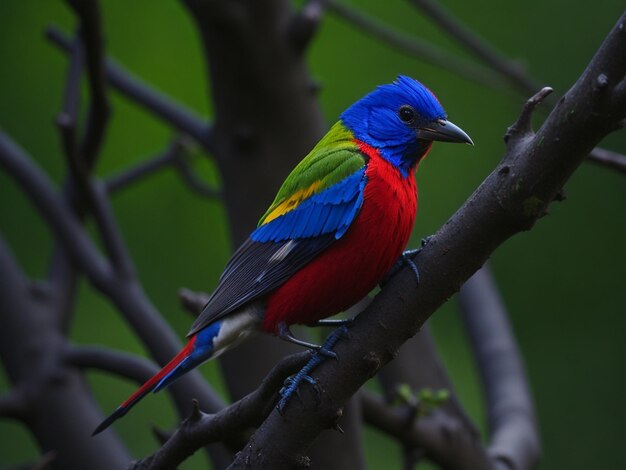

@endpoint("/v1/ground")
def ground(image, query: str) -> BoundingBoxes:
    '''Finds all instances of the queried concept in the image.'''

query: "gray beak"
[417,119,474,145]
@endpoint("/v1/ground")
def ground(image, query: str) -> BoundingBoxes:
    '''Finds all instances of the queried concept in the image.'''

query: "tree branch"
[0,130,113,290]
[53,33,130,275]
[132,351,312,469]
[172,151,221,199]
[177,288,210,317]
[104,142,184,194]
[90,180,135,276]
[66,0,111,167]
[407,0,541,95]
[504,87,554,145]
[46,26,213,152]
[56,34,83,172]
[459,266,541,469]
[0,130,225,421]
[0,390,28,421]
[231,12,626,468]
[587,146,626,174]
[320,0,507,90]
[361,390,492,469]
[408,0,625,178]
[377,325,480,440]
[288,0,323,53]
[104,139,220,198]
[65,345,213,422]
[66,345,159,385]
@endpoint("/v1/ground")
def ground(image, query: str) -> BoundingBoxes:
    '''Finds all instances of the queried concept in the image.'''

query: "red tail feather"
[92,336,197,435]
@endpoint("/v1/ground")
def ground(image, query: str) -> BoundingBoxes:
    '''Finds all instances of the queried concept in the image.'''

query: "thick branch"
[0,222,131,468]
[0,130,113,289]
[231,12,626,468]
[46,27,213,151]
[0,131,224,418]
[459,266,541,469]
[132,352,311,469]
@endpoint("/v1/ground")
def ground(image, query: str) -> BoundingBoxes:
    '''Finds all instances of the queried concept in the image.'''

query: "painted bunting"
[93,75,472,435]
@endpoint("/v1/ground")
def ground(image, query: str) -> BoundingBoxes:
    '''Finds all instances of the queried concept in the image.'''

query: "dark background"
[0,1,624,468]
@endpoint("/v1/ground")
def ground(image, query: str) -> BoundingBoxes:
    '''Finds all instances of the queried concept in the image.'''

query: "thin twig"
[66,0,111,167]
[409,0,626,179]
[408,0,541,95]
[504,87,554,145]
[46,26,213,152]
[90,180,135,277]
[66,345,158,383]
[288,0,323,53]
[56,34,94,212]
[56,34,83,159]
[104,140,220,198]
[53,31,131,275]
[321,0,507,90]
[172,153,221,199]
[587,147,626,174]
[65,344,229,449]
[178,288,210,317]
[104,142,185,194]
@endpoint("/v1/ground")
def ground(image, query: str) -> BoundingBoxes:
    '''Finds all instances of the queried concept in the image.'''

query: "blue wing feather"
[187,154,368,336]
[251,167,366,242]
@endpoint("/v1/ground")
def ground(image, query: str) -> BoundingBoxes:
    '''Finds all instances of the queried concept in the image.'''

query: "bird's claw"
[317,347,338,360]
[277,325,348,413]
[278,370,321,412]
[401,251,420,284]
[381,236,433,287]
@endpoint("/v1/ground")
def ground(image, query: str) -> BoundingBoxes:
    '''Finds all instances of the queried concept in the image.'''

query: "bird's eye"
[398,106,415,123]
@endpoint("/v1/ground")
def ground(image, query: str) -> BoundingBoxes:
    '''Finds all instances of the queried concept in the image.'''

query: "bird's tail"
[92,325,219,436]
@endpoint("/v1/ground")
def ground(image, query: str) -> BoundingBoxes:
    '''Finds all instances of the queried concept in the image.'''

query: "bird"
[93,75,472,435]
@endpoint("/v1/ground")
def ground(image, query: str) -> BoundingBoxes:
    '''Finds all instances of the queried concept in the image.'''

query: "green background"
[1,1,625,468]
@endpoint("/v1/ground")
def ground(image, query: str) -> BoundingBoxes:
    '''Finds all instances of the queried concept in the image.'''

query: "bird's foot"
[277,325,349,413]
[400,250,421,284]
[380,236,433,287]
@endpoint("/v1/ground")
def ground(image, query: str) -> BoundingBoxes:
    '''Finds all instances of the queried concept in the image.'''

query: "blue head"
[340,75,472,175]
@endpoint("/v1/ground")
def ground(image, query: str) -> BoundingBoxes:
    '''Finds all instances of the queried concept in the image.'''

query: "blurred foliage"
[0,0,625,468]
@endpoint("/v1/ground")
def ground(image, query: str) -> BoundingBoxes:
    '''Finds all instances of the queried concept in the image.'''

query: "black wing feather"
[187,235,335,336]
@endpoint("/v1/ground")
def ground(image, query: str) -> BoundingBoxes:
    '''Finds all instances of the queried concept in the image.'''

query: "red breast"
[262,141,418,332]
